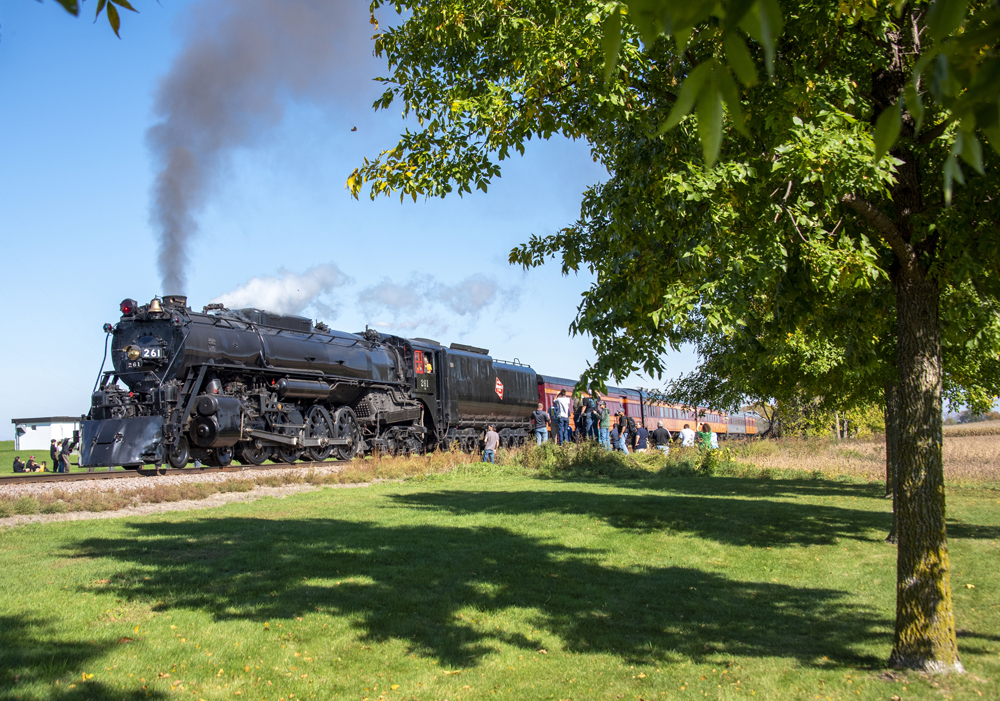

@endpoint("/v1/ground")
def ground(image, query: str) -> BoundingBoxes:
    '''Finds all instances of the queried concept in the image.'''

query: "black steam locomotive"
[80,295,537,468]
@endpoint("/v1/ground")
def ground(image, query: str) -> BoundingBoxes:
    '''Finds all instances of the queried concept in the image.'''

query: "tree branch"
[916,120,949,145]
[841,193,919,275]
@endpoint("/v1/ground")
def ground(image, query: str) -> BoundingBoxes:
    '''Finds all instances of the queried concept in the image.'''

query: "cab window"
[414,350,424,374]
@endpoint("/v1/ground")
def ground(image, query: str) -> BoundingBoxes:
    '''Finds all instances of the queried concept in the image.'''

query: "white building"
[11,417,82,452]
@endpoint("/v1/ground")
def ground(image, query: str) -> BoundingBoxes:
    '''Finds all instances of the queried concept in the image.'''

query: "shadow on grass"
[392,489,891,546]
[0,614,165,701]
[71,517,889,670]
[946,522,1000,540]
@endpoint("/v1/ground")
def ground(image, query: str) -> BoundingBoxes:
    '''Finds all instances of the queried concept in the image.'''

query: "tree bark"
[888,271,963,672]
[885,380,900,543]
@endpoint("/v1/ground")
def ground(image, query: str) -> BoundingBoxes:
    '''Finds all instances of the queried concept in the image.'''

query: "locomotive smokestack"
[146,0,373,293]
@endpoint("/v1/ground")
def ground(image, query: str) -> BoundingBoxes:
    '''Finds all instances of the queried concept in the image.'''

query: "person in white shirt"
[679,423,696,447]
[554,390,572,443]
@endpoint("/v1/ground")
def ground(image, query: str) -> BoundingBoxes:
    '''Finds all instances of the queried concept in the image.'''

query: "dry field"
[943,418,1000,436]
[729,432,1000,485]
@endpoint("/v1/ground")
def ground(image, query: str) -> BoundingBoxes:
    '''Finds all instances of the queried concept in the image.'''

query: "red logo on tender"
[495,377,504,400]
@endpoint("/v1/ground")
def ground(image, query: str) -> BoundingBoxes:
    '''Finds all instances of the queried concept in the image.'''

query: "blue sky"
[0,0,698,432]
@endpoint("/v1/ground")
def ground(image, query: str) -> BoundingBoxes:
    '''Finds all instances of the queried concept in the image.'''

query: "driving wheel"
[272,410,304,463]
[167,437,190,468]
[304,405,335,462]
[207,446,233,467]
[236,438,271,466]
[332,406,362,460]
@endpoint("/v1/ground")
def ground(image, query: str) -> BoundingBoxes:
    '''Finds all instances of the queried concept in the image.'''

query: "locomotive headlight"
[125,346,141,361]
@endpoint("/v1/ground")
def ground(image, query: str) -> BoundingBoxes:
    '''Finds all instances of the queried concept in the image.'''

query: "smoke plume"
[147,0,371,293]
[211,263,349,316]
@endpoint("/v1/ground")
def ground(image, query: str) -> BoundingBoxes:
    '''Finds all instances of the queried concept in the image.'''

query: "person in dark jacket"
[13,457,25,473]
[635,425,649,452]
[625,414,638,453]
[581,395,595,440]
[49,439,59,470]
[548,402,561,444]
[60,439,73,473]
[531,404,549,445]
[651,422,671,453]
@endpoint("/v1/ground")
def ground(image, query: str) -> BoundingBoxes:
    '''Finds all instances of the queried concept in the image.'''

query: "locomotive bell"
[149,297,163,313]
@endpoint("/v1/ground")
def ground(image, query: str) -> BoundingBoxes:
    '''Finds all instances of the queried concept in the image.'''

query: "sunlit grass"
[1,470,997,700]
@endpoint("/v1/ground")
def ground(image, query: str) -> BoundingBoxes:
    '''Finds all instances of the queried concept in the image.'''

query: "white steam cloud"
[432,276,500,315]
[211,264,349,316]
[358,278,424,316]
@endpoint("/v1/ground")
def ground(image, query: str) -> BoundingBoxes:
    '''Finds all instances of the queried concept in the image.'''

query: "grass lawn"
[1,470,997,700]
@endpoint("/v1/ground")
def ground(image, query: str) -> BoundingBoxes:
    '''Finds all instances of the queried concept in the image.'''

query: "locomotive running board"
[246,428,349,447]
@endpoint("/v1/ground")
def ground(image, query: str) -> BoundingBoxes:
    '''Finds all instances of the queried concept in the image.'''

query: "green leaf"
[112,0,139,12]
[602,8,622,82]
[697,69,724,167]
[943,153,965,206]
[661,59,713,132]
[959,130,984,174]
[106,1,121,37]
[715,61,747,135]
[739,0,783,77]
[874,102,901,161]
[54,0,80,16]
[724,31,758,87]
[983,124,1000,156]
[94,0,107,22]
[926,0,969,43]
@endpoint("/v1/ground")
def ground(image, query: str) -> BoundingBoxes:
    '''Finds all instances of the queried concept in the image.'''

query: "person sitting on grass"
[25,456,39,472]
[13,456,25,473]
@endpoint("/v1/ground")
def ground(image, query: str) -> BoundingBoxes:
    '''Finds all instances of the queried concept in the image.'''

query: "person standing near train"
[598,402,612,450]
[532,403,550,445]
[679,423,696,447]
[589,393,602,439]
[483,425,500,464]
[548,401,561,444]
[554,390,572,444]
[651,421,671,453]
[581,394,595,440]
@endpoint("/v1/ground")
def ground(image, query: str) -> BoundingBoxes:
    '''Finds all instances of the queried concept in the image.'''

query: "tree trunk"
[835,411,842,439]
[888,272,962,672]
[885,380,900,543]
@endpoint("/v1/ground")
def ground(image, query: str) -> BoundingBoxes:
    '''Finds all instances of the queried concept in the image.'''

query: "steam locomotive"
[80,296,537,468]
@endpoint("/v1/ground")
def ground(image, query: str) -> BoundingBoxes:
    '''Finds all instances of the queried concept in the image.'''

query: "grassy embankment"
[1,442,998,700]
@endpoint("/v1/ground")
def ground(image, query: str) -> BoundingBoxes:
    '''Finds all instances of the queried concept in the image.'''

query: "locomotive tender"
[80,296,537,468]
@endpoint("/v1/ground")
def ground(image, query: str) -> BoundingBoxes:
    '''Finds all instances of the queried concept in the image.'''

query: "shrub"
[0,501,13,518]
[41,501,68,514]
[13,497,40,515]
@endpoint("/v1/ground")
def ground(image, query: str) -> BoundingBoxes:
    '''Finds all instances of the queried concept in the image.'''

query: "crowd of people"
[12,438,75,473]
[500,391,721,462]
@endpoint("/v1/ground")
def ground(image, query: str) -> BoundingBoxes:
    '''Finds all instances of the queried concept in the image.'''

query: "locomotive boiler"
[80,296,537,468]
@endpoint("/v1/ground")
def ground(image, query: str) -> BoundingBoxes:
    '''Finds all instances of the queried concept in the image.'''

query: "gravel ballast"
[0,463,369,528]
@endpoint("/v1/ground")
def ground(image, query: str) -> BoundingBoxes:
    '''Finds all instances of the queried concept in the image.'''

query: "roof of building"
[11,417,83,424]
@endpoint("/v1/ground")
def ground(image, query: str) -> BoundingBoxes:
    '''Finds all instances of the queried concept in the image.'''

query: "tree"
[354,0,1000,671]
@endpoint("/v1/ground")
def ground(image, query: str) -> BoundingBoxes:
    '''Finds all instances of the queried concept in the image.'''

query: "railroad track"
[0,460,346,486]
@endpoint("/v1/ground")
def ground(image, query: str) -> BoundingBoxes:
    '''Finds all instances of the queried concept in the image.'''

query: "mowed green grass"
[1,472,997,700]
[0,439,116,475]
